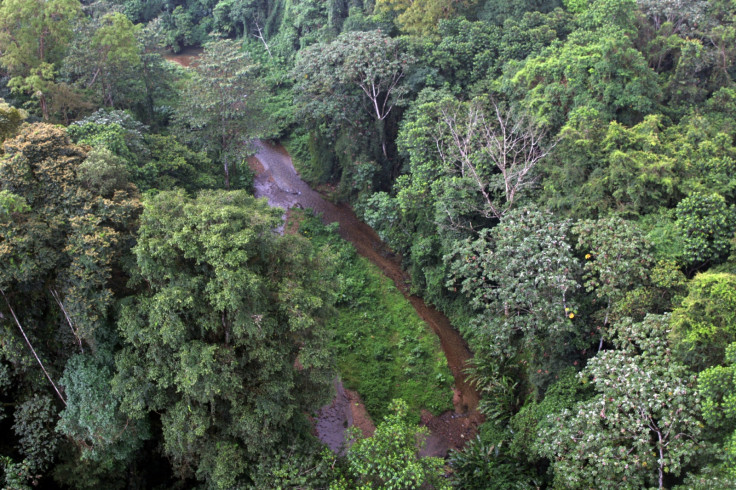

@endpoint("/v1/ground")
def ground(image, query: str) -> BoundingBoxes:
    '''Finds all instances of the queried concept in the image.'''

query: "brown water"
[252,141,481,414]
[165,51,483,456]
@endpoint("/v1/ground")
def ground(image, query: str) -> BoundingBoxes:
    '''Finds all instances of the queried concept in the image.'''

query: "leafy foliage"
[671,272,736,371]
[0,0,82,119]
[506,26,660,130]
[447,206,581,389]
[112,190,336,487]
[57,355,149,466]
[336,399,448,489]
[538,315,702,489]
[174,39,268,189]
[675,192,736,268]
[293,29,412,129]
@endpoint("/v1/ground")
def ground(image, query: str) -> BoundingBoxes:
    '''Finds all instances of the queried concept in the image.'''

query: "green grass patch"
[299,213,454,422]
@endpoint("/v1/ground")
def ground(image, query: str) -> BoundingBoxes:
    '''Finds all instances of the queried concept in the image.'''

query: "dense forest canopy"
[1,0,736,488]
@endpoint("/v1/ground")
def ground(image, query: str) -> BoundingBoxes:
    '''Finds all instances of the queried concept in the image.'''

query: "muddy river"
[252,141,482,455]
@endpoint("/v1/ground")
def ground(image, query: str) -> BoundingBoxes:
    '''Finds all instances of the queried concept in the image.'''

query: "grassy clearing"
[298,213,454,422]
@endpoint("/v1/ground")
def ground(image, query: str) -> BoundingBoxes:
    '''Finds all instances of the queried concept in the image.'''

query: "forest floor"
[251,141,483,457]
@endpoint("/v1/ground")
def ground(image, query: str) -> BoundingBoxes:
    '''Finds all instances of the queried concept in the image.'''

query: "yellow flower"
[585,253,591,259]
[568,313,575,319]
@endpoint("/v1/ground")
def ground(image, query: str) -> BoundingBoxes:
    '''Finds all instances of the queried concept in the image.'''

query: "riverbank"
[252,140,483,456]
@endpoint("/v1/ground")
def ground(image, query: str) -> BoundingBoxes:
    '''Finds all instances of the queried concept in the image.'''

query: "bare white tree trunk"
[2,289,66,406]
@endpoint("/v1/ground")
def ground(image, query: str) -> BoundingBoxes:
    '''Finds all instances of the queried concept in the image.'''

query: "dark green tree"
[112,190,336,487]
[62,12,143,109]
[0,123,141,487]
[293,29,413,157]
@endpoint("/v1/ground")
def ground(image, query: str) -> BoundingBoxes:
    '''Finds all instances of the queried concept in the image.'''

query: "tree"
[293,30,413,156]
[0,100,27,144]
[62,13,142,109]
[396,92,554,235]
[375,0,454,37]
[538,315,702,489]
[0,124,140,357]
[136,19,179,125]
[57,355,149,472]
[0,0,82,119]
[335,399,448,489]
[573,216,655,349]
[698,342,736,478]
[174,39,267,189]
[506,26,660,130]
[478,0,563,26]
[434,96,555,220]
[540,112,682,219]
[675,192,736,268]
[112,190,336,487]
[0,123,141,486]
[447,206,581,389]
[670,272,736,371]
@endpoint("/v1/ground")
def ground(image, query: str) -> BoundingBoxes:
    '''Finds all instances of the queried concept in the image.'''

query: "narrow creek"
[251,140,482,455]
[160,50,478,454]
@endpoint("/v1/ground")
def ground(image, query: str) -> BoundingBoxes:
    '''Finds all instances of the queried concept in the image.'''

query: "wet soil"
[314,379,375,453]
[162,46,204,67]
[252,141,482,456]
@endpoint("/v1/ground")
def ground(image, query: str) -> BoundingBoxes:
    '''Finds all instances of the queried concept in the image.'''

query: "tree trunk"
[224,158,230,190]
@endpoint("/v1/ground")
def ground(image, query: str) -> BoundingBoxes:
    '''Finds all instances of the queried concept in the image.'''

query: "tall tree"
[0,0,82,119]
[675,192,736,269]
[0,123,141,486]
[62,13,143,109]
[293,30,413,157]
[174,39,267,189]
[375,0,455,37]
[395,92,554,231]
[447,206,581,389]
[506,26,660,131]
[538,315,702,489]
[112,190,336,487]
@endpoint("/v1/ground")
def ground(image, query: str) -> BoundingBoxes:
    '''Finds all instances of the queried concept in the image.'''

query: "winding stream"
[251,141,482,453]
[164,47,481,451]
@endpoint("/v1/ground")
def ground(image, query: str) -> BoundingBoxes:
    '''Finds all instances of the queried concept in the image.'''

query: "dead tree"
[433,97,555,222]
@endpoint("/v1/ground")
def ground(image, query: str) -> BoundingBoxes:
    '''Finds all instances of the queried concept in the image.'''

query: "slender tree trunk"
[40,93,49,120]
[224,158,230,190]
[657,429,665,489]
[1,289,66,406]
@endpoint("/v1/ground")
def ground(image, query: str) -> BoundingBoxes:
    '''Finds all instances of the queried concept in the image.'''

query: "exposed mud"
[252,141,482,456]
[162,46,204,67]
